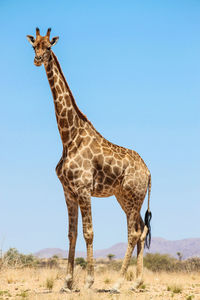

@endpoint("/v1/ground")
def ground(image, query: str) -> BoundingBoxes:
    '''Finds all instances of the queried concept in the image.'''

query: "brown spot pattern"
[62,130,69,143]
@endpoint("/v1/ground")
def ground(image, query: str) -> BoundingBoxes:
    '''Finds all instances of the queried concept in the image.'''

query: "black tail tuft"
[144,210,152,249]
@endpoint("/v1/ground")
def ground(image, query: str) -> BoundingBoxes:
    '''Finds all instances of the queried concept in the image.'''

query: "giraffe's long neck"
[44,51,87,149]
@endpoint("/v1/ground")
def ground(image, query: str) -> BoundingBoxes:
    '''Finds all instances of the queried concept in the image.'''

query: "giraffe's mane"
[51,51,103,139]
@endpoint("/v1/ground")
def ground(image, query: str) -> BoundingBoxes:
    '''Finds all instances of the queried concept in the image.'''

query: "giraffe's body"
[27,28,152,292]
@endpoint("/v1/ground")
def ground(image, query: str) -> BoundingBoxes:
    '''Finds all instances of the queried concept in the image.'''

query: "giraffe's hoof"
[84,276,94,289]
[130,280,143,291]
[109,288,120,294]
[130,287,137,292]
[60,287,80,294]
[59,287,72,293]
[96,288,120,294]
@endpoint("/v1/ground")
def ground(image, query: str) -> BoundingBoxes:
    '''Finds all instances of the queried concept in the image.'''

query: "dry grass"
[0,265,199,300]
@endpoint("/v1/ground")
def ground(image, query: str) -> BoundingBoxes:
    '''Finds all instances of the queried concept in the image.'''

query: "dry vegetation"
[0,249,200,300]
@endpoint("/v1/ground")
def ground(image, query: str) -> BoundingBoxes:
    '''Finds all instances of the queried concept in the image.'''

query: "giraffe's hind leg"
[111,178,148,292]
[111,208,142,292]
[131,216,148,290]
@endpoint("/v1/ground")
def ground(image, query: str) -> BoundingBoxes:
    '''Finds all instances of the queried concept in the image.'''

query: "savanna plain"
[0,250,200,300]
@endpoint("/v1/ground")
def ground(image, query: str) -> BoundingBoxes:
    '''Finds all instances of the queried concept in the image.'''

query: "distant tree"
[177,252,183,261]
[107,254,115,261]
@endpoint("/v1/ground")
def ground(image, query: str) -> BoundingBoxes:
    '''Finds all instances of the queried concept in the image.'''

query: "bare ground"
[0,266,200,300]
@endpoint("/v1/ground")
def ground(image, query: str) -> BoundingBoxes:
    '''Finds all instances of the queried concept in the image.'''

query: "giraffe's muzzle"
[34,56,43,66]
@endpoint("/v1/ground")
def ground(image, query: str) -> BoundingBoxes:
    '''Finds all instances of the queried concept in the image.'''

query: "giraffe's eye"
[32,46,35,50]
[47,47,51,51]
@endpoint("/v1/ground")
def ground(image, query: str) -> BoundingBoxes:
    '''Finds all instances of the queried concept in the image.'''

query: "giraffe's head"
[27,28,59,67]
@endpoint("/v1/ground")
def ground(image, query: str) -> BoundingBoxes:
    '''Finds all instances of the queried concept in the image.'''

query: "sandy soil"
[0,266,199,300]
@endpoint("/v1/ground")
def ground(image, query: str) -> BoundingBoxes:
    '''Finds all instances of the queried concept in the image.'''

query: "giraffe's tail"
[144,174,152,249]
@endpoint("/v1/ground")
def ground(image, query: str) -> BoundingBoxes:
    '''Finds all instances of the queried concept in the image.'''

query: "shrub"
[0,290,11,297]
[47,257,59,268]
[16,290,29,298]
[37,258,59,268]
[3,248,20,266]
[167,284,182,293]
[186,295,194,300]
[75,257,87,269]
[144,253,200,273]
[104,278,111,284]
[3,248,38,268]
[144,253,175,272]
[140,284,146,290]
[46,278,54,290]
[107,254,115,261]
[183,257,200,272]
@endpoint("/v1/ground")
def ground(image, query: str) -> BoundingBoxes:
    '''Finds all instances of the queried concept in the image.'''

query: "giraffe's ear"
[26,35,35,45]
[50,36,59,46]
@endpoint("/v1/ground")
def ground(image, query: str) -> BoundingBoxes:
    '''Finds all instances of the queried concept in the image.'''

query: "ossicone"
[36,27,40,36]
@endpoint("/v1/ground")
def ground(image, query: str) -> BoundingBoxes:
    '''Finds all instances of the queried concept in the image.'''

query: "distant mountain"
[34,248,84,259]
[145,237,200,259]
[34,237,200,260]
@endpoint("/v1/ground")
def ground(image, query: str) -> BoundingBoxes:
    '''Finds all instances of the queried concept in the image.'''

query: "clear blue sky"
[0,0,200,254]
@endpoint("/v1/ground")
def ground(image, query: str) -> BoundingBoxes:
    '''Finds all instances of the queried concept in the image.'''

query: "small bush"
[37,257,59,268]
[3,248,38,268]
[104,278,111,284]
[107,254,115,261]
[144,253,176,272]
[47,257,59,268]
[75,257,87,269]
[143,253,200,272]
[7,277,14,284]
[186,295,194,300]
[167,284,182,294]
[3,248,20,266]
[0,290,11,297]
[46,278,54,290]
[140,284,146,290]
[16,290,29,298]
[183,257,200,272]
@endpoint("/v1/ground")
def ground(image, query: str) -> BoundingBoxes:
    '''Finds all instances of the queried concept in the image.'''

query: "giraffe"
[27,28,152,293]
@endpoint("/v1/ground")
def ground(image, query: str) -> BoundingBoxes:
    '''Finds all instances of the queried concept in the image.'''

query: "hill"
[34,237,200,259]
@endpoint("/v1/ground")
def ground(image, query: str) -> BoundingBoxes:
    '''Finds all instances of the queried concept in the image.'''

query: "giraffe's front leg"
[78,189,94,289]
[61,193,78,292]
